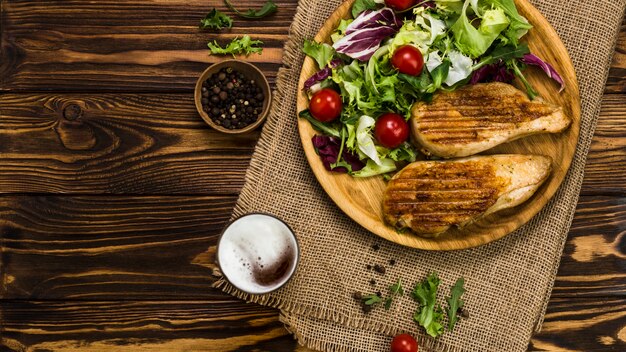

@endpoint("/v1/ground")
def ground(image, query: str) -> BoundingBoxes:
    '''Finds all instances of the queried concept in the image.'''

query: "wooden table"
[0,1,624,351]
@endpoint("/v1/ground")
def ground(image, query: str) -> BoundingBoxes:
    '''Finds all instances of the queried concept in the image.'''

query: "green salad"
[299,0,563,178]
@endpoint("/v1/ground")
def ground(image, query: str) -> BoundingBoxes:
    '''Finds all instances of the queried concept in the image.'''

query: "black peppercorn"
[201,66,265,130]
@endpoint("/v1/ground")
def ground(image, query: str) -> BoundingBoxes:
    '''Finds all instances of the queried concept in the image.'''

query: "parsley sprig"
[208,35,263,57]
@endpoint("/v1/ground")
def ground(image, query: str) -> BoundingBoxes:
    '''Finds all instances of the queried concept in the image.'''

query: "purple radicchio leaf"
[333,8,401,61]
[312,135,365,173]
[521,53,565,92]
[470,60,515,84]
[303,59,342,91]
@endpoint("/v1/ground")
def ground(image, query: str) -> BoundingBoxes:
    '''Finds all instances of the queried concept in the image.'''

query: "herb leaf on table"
[199,9,233,30]
[446,277,465,331]
[224,0,277,19]
[412,272,445,338]
[208,35,263,56]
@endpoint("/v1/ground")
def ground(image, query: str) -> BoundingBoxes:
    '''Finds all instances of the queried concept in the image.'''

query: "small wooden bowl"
[195,60,271,134]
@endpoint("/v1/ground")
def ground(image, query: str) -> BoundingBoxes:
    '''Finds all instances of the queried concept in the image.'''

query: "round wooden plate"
[297,0,581,250]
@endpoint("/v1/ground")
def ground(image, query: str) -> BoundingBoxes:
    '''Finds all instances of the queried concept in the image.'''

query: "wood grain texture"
[0,0,624,351]
[0,0,297,92]
[604,18,626,94]
[1,195,623,300]
[0,298,624,352]
[0,94,258,194]
[0,300,297,352]
[297,0,580,250]
[0,94,623,196]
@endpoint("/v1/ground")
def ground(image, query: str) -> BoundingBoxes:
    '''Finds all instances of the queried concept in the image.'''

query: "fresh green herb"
[363,293,382,306]
[351,0,379,18]
[473,44,530,70]
[429,61,451,92]
[384,278,405,310]
[330,127,352,172]
[224,0,277,19]
[303,40,336,70]
[412,273,445,338]
[299,110,341,138]
[208,35,263,56]
[510,60,538,99]
[199,9,233,30]
[446,277,465,331]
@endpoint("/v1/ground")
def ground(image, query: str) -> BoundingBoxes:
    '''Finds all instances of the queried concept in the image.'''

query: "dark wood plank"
[0,195,226,299]
[1,93,625,195]
[580,95,626,196]
[0,0,297,92]
[553,196,626,298]
[0,300,298,352]
[1,1,623,94]
[1,195,624,300]
[0,297,624,352]
[605,19,626,94]
[0,94,258,195]
[529,297,626,351]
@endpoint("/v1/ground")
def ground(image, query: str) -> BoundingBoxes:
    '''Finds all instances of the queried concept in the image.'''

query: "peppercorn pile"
[201,67,265,130]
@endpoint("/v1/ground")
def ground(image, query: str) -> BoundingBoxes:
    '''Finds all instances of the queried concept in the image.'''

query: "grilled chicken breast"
[411,82,571,158]
[383,155,551,237]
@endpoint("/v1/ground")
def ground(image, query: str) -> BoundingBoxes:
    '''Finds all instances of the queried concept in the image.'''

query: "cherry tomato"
[375,113,410,149]
[309,88,342,122]
[390,334,418,352]
[385,0,417,11]
[391,45,424,76]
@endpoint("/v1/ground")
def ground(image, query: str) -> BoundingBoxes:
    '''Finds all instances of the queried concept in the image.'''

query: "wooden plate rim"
[296,0,581,250]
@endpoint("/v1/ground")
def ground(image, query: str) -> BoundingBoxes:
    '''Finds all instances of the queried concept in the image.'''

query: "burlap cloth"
[215,1,626,351]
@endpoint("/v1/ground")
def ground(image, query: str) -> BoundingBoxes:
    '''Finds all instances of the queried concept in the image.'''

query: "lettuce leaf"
[481,0,532,45]
[450,0,508,58]
[352,158,397,177]
[351,0,380,18]
[303,40,336,69]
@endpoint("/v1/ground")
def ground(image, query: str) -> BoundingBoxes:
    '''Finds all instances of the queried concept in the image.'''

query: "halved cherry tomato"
[385,0,417,11]
[375,113,410,149]
[391,45,424,76]
[309,88,342,122]
[390,333,418,352]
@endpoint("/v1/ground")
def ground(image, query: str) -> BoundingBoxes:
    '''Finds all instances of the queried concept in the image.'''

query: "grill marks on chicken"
[383,155,552,236]
[411,83,571,158]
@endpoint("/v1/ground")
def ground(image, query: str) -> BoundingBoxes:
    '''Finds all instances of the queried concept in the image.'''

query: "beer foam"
[217,214,298,294]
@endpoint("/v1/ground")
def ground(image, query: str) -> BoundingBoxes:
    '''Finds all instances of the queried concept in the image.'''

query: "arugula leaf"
[363,293,382,306]
[387,143,417,163]
[303,40,336,70]
[330,127,352,172]
[412,273,445,338]
[299,110,341,138]
[384,278,405,310]
[224,0,277,19]
[430,61,451,91]
[208,35,263,56]
[473,43,530,70]
[351,0,379,18]
[446,277,465,331]
[200,9,233,30]
[510,59,538,99]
